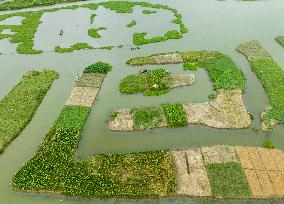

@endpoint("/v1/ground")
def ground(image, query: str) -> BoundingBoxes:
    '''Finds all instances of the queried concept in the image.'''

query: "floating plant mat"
[109,50,251,131]
[0,1,187,54]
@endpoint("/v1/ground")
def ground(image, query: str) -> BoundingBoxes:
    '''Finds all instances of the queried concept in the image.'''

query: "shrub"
[84,61,112,74]
[162,104,187,127]
[263,139,275,149]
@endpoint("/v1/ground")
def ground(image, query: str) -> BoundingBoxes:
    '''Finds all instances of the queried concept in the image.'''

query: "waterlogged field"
[0,0,284,203]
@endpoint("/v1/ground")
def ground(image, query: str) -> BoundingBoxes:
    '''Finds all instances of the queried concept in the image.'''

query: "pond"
[0,0,284,203]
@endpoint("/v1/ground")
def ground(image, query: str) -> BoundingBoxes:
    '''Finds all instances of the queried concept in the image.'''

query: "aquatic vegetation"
[127,20,136,28]
[142,10,157,14]
[132,107,166,130]
[0,70,58,153]
[127,51,246,91]
[237,40,284,132]
[133,30,182,46]
[0,0,83,10]
[12,64,176,199]
[119,68,170,96]
[183,61,198,71]
[0,11,44,54]
[162,104,187,127]
[54,43,93,53]
[84,61,112,74]
[90,13,96,24]
[0,1,187,54]
[206,162,251,198]
[88,27,106,38]
[275,36,284,47]
[262,139,275,149]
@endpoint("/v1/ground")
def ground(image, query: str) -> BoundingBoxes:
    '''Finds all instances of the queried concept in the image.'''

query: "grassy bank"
[0,1,187,54]
[0,70,58,153]
[12,63,176,198]
[119,68,170,96]
[237,40,284,131]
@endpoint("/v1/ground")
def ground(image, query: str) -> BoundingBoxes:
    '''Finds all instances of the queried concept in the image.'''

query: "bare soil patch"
[171,148,211,196]
[153,53,183,64]
[108,109,133,131]
[168,73,195,89]
[65,87,99,107]
[183,89,251,129]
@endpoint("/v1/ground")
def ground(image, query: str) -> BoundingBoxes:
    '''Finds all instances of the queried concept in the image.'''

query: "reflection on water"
[0,0,284,203]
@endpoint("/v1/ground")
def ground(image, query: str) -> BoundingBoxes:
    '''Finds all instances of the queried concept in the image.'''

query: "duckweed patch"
[0,1,188,54]
[88,27,106,38]
[0,70,58,153]
[142,10,157,14]
[127,20,136,28]
[133,30,182,46]
[54,43,93,53]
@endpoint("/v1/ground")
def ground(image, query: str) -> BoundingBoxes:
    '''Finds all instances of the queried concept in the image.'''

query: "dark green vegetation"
[54,43,93,53]
[262,139,275,149]
[133,30,182,46]
[0,1,187,54]
[237,41,284,131]
[119,68,170,96]
[88,27,106,38]
[162,104,187,127]
[127,20,136,28]
[90,13,96,24]
[142,10,157,14]
[132,107,166,130]
[206,163,251,199]
[0,70,58,153]
[0,0,84,10]
[127,50,246,91]
[0,11,43,54]
[12,64,176,198]
[84,61,112,74]
[276,36,284,47]
[183,61,199,71]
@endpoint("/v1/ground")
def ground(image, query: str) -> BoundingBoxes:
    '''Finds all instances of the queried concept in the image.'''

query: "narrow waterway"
[0,0,284,203]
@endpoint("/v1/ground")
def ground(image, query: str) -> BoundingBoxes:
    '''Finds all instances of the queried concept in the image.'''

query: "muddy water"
[0,0,284,203]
